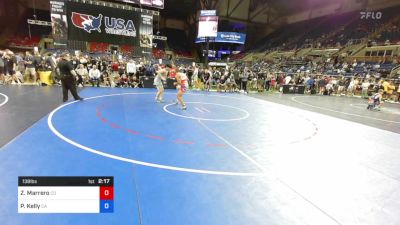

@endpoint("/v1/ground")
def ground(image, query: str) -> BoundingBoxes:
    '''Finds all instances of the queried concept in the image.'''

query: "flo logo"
[71,12,102,33]
[360,11,382,19]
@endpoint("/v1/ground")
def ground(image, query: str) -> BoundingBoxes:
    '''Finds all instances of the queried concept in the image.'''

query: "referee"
[57,52,83,102]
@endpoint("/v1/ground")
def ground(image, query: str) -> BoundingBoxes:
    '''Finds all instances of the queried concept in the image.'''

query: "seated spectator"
[226,75,238,92]
[75,64,88,87]
[217,75,227,92]
[306,76,315,93]
[129,76,139,88]
[102,71,113,87]
[361,79,371,98]
[89,65,101,87]
[117,74,129,88]
[325,81,334,95]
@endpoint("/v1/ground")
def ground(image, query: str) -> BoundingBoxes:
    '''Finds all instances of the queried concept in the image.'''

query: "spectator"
[75,64,88,87]
[3,50,17,85]
[285,75,292,84]
[89,65,101,87]
[306,76,315,93]
[126,59,137,77]
[240,69,249,93]
[24,51,37,84]
[117,74,129,88]
[217,75,227,92]
[361,79,371,98]
[386,81,396,101]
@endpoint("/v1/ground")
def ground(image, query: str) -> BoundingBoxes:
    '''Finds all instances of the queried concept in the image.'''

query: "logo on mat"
[71,12,102,33]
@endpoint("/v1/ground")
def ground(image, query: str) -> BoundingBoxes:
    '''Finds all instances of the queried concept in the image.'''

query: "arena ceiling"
[16,0,342,18]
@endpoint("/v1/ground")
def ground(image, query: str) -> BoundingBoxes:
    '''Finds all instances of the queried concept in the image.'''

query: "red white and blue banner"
[66,1,153,48]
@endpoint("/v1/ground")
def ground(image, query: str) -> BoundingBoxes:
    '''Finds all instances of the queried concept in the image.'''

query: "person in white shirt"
[192,67,199,89]
[361,79,371,98]
[126,59,136,77]
[75,64,88,87]
[284,75,292,84]
[89,65,101,87]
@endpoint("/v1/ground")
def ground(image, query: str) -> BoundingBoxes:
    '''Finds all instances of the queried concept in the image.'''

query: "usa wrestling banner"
[66,1,152,46]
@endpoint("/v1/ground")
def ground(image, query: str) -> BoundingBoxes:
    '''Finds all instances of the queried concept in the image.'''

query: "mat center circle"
[163,102,250,121]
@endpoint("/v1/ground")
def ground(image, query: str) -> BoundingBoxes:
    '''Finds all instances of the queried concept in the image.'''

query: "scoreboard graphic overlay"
[18,177,114,213]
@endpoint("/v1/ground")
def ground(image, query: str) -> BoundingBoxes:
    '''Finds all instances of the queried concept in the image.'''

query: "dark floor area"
[0,85,82,148]
[250,93,400,134]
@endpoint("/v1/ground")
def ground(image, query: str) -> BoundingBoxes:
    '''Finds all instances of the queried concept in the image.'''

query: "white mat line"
[291,96,400,124]
[0,93,9,107]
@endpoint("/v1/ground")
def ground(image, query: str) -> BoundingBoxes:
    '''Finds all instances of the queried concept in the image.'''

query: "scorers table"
[18,176,114,213]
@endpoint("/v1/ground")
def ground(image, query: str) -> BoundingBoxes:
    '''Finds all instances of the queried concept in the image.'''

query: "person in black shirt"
[57,53,83,102]
[24,51,38,84]
[217,75,227,92]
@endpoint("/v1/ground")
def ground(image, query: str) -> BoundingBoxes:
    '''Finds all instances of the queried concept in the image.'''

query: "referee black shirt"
[58,59,74,76]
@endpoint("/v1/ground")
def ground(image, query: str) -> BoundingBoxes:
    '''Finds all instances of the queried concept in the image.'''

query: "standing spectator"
[118,61,126,76]
[264,75,271,91]
[240,69,249,93]
[192,66,199,90]
[285,74,292,84]
[361,79,371,98]
[15,55,25,84]
[187,65,193,87]
[145,64,155,77]
[33,52,42,85]
[270,75,277,91]
[337,77,346,95]
[233,67,240,86]
[3,51,17,85]
[386,81,396,101]
[126,59,137,78]
[381,79,391,99]
[46,53,59,85]
[204,69,213,91]
[111,60,119,78]
[89,65,101,87]
[24,51,37,84]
